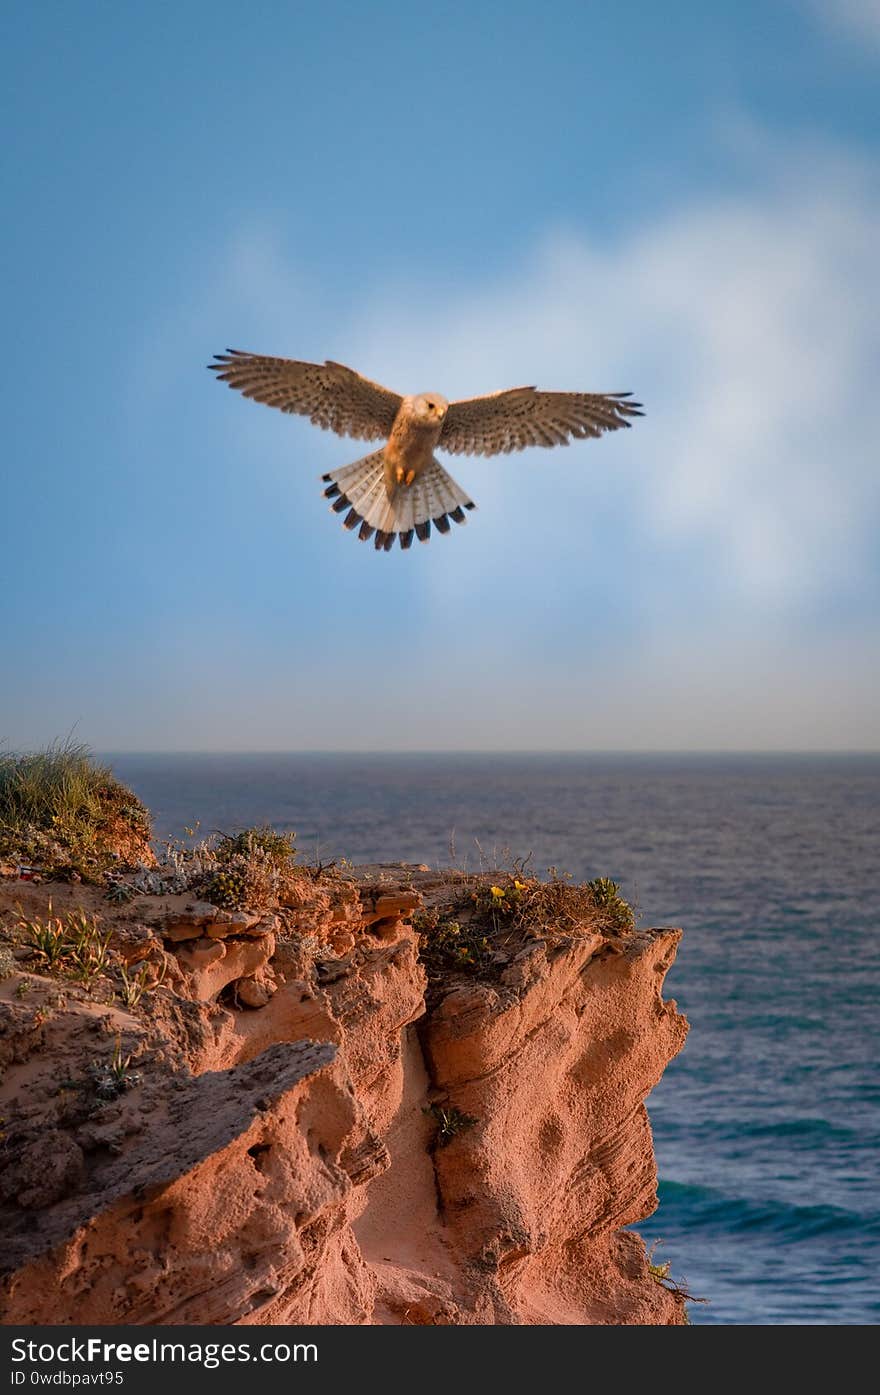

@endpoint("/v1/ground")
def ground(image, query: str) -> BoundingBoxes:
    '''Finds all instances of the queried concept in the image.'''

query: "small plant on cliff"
[14,904,115,986]
[415,868,628,982]
[65,908,113,983]
[646,1241,706,1311]
[195,825,298,910]
[202,867,250,909]
[215,825,296,869]
[89,1039,141,1100]
[424,1103,477,1147]
[413,909,494,975]
[18,901,69,969]
[0,740,150,881]
[105,878,136,905]
[484,871,635,940]
[472,879,528,931]
[118,959,165,1008]
[585,877,635,932]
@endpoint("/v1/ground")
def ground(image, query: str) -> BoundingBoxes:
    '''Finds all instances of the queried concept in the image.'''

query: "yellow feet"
[394,466,417,487]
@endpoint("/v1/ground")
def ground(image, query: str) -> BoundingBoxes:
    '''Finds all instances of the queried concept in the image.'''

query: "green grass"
[0,740,150,878]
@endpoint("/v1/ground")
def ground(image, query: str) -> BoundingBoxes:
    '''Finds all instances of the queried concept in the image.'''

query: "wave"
[654,1179,880,1242]
[733,1118,857,1140]
[656,1115,868,1146]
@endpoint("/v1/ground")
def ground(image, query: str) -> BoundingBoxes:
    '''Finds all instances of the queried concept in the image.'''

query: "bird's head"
[412,392,449,423]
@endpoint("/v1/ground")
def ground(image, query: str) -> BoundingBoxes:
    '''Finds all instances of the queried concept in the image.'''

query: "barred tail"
[321,453,476,552]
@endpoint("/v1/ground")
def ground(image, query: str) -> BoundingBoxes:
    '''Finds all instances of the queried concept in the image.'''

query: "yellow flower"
[490,885,504,899]
[514,880,526,890]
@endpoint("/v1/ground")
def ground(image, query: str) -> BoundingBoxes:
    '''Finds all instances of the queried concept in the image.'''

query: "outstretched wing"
[440,386,643,457]
[209,351,402,442]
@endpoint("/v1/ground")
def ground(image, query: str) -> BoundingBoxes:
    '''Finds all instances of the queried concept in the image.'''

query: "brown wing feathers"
[209,351,402,443]
[439,387,643,457]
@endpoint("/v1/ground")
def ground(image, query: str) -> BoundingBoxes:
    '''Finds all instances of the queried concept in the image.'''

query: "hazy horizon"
[95,747,879,758]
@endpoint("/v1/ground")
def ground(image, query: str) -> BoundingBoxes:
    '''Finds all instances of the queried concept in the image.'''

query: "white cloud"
[341,138,880,616]
[805,0,880,47]
[155,130,880,623]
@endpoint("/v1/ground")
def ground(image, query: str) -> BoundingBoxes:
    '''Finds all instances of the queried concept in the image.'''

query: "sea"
[109,752,880,1326]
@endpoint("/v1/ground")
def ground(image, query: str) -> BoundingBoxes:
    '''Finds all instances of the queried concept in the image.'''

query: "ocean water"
[109,752,880,1325]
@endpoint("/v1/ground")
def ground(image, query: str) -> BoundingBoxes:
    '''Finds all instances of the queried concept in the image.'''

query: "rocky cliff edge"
[0,864,687,1325]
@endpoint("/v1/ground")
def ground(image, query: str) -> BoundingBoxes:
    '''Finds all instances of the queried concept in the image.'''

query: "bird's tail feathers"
[322,453,475,552]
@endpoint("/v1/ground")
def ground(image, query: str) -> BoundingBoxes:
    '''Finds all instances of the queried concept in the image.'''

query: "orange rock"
[173,934,275,1002]
[0,867,688,1326]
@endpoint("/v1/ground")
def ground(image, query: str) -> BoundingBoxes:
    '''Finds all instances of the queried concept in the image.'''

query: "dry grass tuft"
[415,867,635,984]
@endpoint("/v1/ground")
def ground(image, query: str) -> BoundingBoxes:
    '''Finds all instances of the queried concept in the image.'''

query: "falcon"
[209,350,643,552]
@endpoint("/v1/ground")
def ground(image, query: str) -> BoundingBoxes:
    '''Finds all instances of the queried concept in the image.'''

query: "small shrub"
[118,959,165,1008]
[484,871,635,939]
[105,879,136,905]
[424,1103,477,1147]
[89,1039,141,1100]
[471,879,528,930]
[196,826,298,910]
[585,877,635,931]
[215,826,296,869]
[646,1241,706,1309]
[415,867,635,985]
[413,909,494,975]
[65,908,113,984]
[112,822,303,906]
[13,904,115,985]
[202,867,249,909]
[19,902,68,969]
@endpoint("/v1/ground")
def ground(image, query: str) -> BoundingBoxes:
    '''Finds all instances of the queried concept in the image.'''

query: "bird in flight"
[209,351,643,552]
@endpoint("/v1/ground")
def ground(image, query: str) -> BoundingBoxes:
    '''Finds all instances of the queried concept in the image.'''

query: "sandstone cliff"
[0,865,687,1325]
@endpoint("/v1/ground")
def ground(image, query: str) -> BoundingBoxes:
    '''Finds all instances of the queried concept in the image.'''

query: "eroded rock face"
[415,931,686,1324]
[0,869,688,1326]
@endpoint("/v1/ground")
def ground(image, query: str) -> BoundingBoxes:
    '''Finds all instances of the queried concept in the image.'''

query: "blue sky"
[1,0,878,750]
